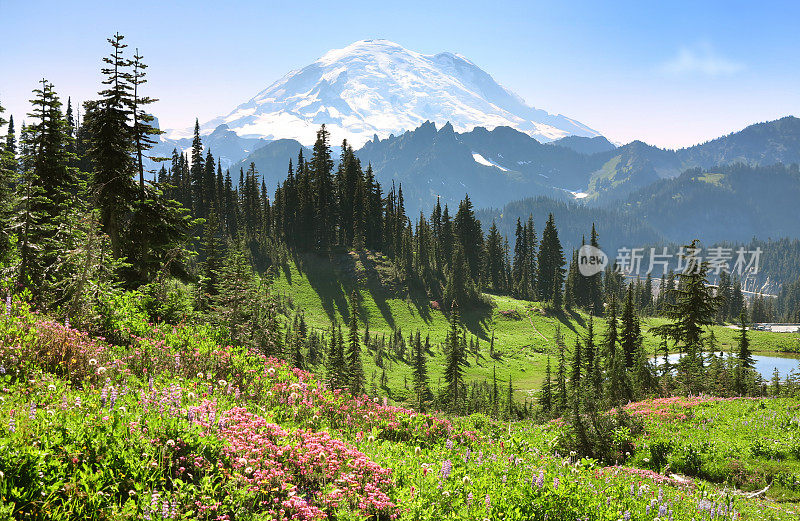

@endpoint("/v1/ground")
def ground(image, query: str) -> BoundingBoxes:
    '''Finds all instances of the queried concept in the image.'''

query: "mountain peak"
[191,40,599,147]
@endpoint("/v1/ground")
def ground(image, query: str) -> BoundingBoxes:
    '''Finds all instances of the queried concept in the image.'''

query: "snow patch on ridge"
[472,152,509,171]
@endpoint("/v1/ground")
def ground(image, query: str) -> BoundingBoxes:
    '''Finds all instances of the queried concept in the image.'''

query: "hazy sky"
[1,0,798,148]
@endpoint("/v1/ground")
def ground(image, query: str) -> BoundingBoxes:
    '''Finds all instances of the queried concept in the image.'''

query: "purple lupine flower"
[100,385,108,407]
[5,294,11,315]
[148,376,154,392]
[659,504,668,517]
[553,477,559,490]
[485,494,491,512]
[0,365,6,375]
[9,417,15,433]
[467,492,473,505]
[446,439,454,450]
[162,499,169,518]
[28,403,36,419]
[463,448,471,464]
[535,470,544,488]
[188,410,194,422]
[440,459,452,479]
[623,511,630,521]
[170,498,177,518]
[630,483,635,496]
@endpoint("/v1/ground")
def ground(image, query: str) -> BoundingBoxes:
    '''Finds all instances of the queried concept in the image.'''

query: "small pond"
[652,353,800,379]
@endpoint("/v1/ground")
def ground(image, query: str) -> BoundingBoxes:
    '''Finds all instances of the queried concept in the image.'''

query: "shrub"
[648,440,673,471]
[96,291,151,345]
[675,444,703,476]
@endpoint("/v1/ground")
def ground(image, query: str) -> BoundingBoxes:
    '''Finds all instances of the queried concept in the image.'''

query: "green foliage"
[97,290,151,345]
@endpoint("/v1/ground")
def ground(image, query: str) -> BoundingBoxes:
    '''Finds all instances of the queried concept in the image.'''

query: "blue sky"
[1,0,798,148]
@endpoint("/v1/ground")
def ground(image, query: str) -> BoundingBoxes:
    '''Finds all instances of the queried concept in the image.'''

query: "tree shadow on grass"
[358,251,396,331]
[280,258,293,285]
[551,307,586,336]
[456,302,493,341]
[294,252,350,324]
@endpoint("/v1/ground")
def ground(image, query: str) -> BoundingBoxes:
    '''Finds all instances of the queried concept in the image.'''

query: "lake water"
[653,353,800,379]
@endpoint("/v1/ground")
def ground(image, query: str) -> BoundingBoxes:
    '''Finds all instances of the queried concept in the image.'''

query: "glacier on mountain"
[168,39,599,147]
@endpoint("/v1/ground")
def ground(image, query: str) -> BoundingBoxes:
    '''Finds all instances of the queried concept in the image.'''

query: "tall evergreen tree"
[555,329,568,412]
[587,224,604,315]
[651,240,719,362]
[620,284,639,368]
[484,220,506,293]
[537,213,565,307]
[189,119,205,217]
[310,125,335,250]
[130,48,161,201]
[737,311,754,369]
[0,105,16,258]
[19,80,79,292]
[444,302,465,412]
[82,33,137,257]
[412,331,430,411]
[570,338,582,398]
[453,194,483,284]
[347,291,366,395]
[538,356,553,413]
[199,208,224,306]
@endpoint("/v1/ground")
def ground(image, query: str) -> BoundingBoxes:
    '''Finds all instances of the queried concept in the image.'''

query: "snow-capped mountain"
[168,39,599,147]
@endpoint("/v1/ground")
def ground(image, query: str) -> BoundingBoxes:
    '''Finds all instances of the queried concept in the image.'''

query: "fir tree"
[199,207,224,306]
[189,119,205,217]
[737,311,754,369]
[587,224,604,315]
[620,284,638,368]
[651,240,719,369]
[130,48,161,201]
[311,125,335,250]
[412,328,430,411]
[484,220,506,293]
[538,356,553,413]
[570,338,583,408]
[453,194,483,283]
[444,302,465,412]
[347,291,365,395]
[555,328,567,412]
[82,33,137,257]
[537,213,565,307]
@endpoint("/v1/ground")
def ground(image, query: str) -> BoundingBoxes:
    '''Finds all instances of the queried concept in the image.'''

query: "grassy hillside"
[271,252,800,404]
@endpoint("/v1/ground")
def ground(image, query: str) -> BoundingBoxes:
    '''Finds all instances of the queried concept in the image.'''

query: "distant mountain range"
[146,38,800,218]
[221,116,800,217]
[480,161,800,250]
